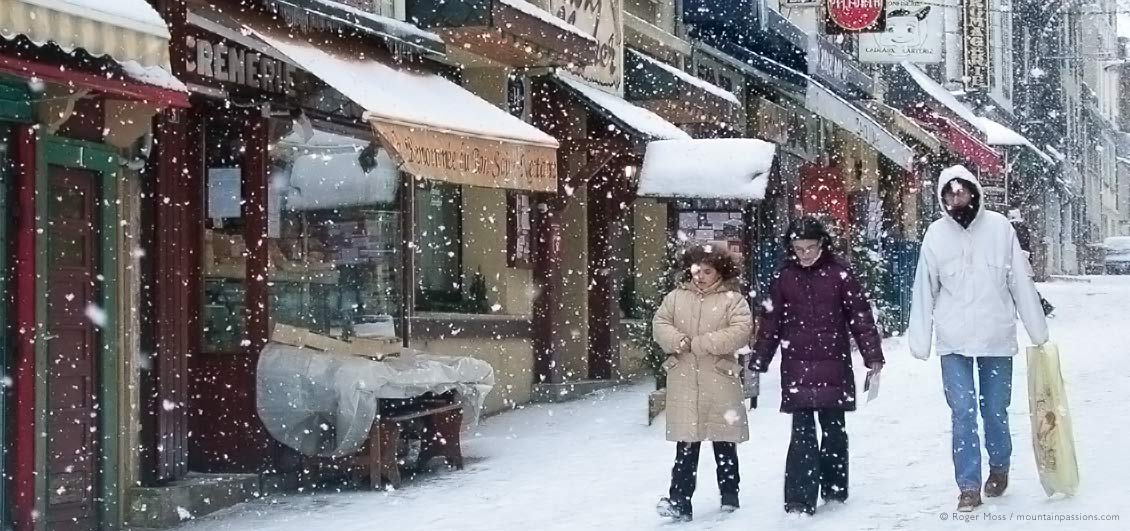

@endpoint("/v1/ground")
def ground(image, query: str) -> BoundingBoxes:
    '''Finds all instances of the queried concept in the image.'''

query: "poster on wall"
[858,0,943,63]
[825,0,886,34]
[549,0,624,94]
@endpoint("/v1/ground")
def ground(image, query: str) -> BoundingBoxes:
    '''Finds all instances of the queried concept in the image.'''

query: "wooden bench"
[359,397,464,489]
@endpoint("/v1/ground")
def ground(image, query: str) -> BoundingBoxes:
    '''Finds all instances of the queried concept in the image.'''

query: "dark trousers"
[669,441,739,513]
[785,409,848,508]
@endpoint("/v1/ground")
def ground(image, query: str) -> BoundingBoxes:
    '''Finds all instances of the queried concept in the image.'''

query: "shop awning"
[0,0,172,68]
[899,61,983,127]
[907,108,1004,175]
[804,79,916,172]
[637,138,776,200]
[625,49,741,125]
[861,100,942,153]
[256,31,559,193]
[556,74,691,141]
[265,0,445,57]
[973,117,1056,165]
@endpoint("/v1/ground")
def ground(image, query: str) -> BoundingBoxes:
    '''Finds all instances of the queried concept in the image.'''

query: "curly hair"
[679,244,742,281]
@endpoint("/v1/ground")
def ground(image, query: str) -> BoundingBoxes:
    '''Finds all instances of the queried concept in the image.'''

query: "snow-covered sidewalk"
[180,278,1129,530]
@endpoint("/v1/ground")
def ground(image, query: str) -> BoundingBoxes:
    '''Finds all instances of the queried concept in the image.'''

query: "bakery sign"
[825,0,886,34]
[183,31,297,96]
[963,0,990,88]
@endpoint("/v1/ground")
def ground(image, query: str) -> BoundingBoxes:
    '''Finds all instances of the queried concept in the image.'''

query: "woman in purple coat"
[750,216,885,515]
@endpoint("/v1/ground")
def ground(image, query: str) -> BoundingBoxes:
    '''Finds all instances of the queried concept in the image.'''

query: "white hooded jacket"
[907,166,1049,359]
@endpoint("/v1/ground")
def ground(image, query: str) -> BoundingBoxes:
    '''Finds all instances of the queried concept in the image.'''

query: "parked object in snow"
[1100,236,1130,275]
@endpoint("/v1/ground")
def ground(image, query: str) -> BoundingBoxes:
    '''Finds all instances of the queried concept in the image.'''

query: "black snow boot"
[721,493,739,513]
[656,497,692,522]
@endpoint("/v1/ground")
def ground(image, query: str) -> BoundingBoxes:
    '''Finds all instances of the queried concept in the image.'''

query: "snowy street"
[178,278,1128,531]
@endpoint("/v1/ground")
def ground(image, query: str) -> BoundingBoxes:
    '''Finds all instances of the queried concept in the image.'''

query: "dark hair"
[679,244,741,281]
[783,215,832,256]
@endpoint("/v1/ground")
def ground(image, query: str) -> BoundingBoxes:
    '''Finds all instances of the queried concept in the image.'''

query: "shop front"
[0,1,188,529]
[159,3,558,478]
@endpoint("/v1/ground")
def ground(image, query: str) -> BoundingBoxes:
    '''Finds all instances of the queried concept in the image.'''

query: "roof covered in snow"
[256,31,557,147]
[557,75,690,141]
[628,50,740,105]
[497,0,596,43]
[637,138,776,200]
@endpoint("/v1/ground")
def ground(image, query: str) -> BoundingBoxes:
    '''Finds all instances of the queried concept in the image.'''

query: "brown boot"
[984,469,1009,498]
[957,490,982,512]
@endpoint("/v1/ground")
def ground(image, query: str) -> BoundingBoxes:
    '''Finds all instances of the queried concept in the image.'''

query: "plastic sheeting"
[257,343,495,457]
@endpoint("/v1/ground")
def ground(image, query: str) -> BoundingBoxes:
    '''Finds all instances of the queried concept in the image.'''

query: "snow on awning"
[900,61,982,128]
[629,49,739,105]
[804,79,916,172]
[0,0,174,69]
[974,117,1056,165]
[637,139,777,200]
[256,31,559,193]
[556,74,691,141]
[265,0,444,57]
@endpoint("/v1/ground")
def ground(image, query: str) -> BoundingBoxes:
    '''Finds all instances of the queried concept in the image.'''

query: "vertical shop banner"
[549,0,624,95]
[963,0,991,88]
[858,0,943,63]
[825,0,886,34]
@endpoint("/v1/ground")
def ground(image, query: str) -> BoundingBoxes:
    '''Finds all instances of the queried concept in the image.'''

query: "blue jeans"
[940,354,1014,491]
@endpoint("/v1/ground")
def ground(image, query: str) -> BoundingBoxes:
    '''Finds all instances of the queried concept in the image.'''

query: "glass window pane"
[202,113,250,353]
[267,120,402,340]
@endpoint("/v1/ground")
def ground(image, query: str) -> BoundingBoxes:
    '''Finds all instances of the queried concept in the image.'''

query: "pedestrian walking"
[652,244,753,522]
[907,166,1050,512]
[1008,209,1055,316]
[749,215,885,516]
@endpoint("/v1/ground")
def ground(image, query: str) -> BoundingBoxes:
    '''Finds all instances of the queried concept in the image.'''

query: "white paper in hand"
[864,370,881,403]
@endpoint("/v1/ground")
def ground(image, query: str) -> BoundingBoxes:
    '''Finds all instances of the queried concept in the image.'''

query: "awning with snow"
[973,117,1056,166]
[860,100,942,153]
[257,31,559,193]
[804,79,916,172]
[406,0,599,68]
[905,108,1003,175]
[625,49,741,126]
[0,0,188,104]
[264,0,445,58]
[637,139,776,201]
[555,74,691,142]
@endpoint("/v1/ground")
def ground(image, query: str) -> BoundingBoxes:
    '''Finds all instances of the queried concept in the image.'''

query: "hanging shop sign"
[808,37,874,97]
[858,1,943,63]
[182,30,297,96]
[548,0,624,95]
[825,0,886,34]
[963,0,990,88]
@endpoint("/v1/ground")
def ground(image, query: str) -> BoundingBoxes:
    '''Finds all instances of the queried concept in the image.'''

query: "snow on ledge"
[974,117,1055,165]
[497,0,596,43]
[628,50,740,105]
[638,138,776,200]
[557,75,690,140]
[119,60,187,92]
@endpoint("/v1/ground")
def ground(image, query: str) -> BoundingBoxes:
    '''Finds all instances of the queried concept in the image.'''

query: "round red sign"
[827,0,885,31]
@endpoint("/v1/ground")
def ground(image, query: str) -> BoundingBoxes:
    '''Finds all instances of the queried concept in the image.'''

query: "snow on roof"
[308,0,442,44]
[497,0,596,43]
[974,117,1055,165]
[119,60,187,92]
[628,50,740,105]
[637,138,776,200]
[557,75,690,140]
[28,0,171,38]
[900,62,982,128]
[256,31,557,147]
[1117,157,1130,165]
[1046,145,1067,161]
[1104,236,1130,251]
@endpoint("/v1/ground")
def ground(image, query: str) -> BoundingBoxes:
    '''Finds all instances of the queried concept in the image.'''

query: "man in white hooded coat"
[907,165,1049,512]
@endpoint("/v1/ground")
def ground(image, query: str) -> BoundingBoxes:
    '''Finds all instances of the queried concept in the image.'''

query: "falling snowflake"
[85,304,107,327]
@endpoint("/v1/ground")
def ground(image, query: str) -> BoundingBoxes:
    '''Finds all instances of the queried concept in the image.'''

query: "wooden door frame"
[33,135,120,530]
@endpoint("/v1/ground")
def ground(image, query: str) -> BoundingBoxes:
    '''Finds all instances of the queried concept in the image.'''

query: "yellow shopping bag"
[1027,342,1080,496]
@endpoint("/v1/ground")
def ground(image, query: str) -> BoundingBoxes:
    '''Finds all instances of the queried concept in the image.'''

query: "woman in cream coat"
[653,245,753,522]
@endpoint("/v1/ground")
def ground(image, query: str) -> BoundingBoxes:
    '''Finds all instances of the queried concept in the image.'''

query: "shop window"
[202,113,251,353]
[414,181,464,312]
[507,192,534,269]
[266,120,402,341]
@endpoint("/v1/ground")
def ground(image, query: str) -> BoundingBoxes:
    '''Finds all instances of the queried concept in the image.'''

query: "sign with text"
[808,37,874,96]
[548,0,624,95]
[858,1,943,63]
[182,30,297,96]
[825,0,886,34]
[369,120,558,193]
[963,0,991,88]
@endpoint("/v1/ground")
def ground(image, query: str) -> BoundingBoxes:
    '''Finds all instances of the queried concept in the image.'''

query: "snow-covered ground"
[181,278,1129,530]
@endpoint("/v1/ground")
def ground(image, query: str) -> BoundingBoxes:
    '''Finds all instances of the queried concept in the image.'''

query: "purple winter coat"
[750,252,885,413]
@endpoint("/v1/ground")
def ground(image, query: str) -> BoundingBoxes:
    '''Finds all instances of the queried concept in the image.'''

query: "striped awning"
[0,0,173,69]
